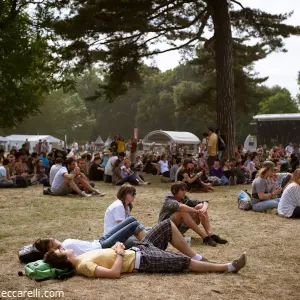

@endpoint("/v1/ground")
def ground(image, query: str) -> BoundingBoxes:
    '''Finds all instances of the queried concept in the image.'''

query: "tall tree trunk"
[208,0,235,158]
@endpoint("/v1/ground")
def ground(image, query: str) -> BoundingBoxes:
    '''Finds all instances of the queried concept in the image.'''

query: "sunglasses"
[129,192,137,196]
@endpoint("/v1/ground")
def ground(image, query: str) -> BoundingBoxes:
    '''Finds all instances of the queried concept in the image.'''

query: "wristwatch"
[117,251,124,257]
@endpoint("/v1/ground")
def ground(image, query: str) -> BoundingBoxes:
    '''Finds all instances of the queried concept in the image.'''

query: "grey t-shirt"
[251,177,272,205]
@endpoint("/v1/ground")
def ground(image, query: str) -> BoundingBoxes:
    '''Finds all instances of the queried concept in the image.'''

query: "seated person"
[289,153,299,173]
[34,159,49,185]
[278,169,300,218]
[170,158,182,182]
[158,155,170,177]
[0,159,15,188]
[105,152,125,183]
[51,157,104,197]
[34,217,145,254]
[89,157,104,181]
[49,158,63,186]
[101,150,112,169]
[77,157,89,177]
[26,153,38,175]
[210,160,229,185]
[251,161,282,213]
[132,156,143,172]
[38,152,50,173]
[179,160,213,193]
[246,153,258,180]
[104,184,145,248]
[270,160,292,192]
[118,158,148,186]
[44,220,246,278]
[222,158,237,185]
[112,159,122,185]
[158,182,227,247]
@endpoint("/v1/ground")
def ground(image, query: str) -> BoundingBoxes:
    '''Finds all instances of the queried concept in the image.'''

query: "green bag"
[25,260,74,281]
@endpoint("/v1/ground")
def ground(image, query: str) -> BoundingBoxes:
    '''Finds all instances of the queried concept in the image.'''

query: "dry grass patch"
[0,175,299,300]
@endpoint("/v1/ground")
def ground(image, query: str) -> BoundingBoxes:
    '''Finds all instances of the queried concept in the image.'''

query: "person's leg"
[252,199,280,212]
[220,175,229,185]
[290,206,300,218]
[76,177,95,192]
[162,171,170,178]
[65,178,82,194]
[171,212,207,239]
[100,220,146,248]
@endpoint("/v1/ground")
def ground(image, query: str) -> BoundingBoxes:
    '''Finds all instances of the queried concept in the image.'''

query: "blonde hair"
[256,161,275,179]
[292,169,300,185]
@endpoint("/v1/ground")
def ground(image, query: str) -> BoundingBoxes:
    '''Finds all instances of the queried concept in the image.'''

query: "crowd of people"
[2,129,300,280]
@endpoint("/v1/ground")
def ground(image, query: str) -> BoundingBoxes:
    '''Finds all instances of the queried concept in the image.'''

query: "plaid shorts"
[133,220,191,273]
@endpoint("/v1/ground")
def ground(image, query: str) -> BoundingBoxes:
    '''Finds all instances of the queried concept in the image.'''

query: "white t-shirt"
[120,166,131,178]
[62,239,102,256]
[105,156,118,176]
[104,199,130,235]
[74,142,79,151]
[278,182,300,217]
[51,166,68,191]
[246,161,256,172]
[49,164,63,185]
[158,160,169,173]
[0,166,7,180]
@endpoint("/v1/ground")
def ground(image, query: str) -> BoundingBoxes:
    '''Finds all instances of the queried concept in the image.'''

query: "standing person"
[137,139,144,156]
[24,139,30,152]
[85,142,90,152]
[125,139,131,158]
[285,142,294,158]
[110,136,118,155]
[216,129,226,160]
[117,137,125,154]
[207,127,218,169]
[130,138,137,163]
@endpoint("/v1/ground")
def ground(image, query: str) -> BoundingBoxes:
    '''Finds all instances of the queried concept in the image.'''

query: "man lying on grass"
[158,182,228,247]
[44,219,246,278]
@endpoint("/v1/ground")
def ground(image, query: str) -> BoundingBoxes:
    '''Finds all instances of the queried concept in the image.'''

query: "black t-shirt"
[88,163,103,180]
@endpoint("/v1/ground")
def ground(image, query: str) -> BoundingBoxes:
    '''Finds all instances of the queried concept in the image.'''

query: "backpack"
[15,176,29,188]
[25,260,75,281]
[217,135,226,151]
[19,244,44,263]
[237,190,252,210]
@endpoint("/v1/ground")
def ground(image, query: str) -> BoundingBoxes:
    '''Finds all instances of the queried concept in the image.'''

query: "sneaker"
[80,191,92,197]
[266,208,278,215]
[92,189,105,197]
[229,176,234,186]
[203,236,217,247]
[232,252,247,273]
[210,234,228,244]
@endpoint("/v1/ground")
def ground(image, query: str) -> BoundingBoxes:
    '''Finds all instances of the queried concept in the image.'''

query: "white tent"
[95,135,104,145]
[104,136,112,147]
[143,130,200,145]
[0,136,8,143]
[6,134,61,151]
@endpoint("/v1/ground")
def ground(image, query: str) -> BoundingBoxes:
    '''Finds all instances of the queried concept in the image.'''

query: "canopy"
[253,114,300,121]
[104,136,112,147]
[95,135,104,145]
[0,136,8,143]
[143,130,200,145]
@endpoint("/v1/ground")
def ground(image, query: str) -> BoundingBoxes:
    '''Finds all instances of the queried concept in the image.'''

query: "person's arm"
[63,172,75,180]
[94,243,125,279]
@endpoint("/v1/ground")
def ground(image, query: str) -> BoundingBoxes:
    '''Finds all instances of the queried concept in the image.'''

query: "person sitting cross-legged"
[51,157,104,197]
[44,219,246,278]
[158,182,228,247]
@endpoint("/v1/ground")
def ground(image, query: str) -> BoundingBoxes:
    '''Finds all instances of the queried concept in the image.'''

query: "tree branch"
[231,0,244,9]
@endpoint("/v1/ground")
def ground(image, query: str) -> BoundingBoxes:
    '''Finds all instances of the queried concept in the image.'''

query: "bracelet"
[117,252,124,257]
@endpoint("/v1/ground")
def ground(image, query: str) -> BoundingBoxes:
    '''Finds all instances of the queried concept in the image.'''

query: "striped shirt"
[278,182,300,217]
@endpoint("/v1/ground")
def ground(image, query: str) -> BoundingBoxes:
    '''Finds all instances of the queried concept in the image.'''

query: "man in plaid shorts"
[44,219,246,278]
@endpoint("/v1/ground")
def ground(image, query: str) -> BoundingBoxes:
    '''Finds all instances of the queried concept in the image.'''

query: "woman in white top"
[104,184,146,247]
[158,154,170,177]
[278,169,300,218]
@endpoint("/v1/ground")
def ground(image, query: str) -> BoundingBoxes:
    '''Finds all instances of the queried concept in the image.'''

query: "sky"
[151,0,300,96]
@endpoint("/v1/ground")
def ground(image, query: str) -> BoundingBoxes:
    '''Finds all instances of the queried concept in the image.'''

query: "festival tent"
[0,136,8,143]
[5,134,61,151]
[104,136,112,148]
[143,130,200,145]
[95,135,104,145]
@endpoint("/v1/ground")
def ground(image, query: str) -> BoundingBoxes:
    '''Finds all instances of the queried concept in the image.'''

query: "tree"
[259,92,299,114]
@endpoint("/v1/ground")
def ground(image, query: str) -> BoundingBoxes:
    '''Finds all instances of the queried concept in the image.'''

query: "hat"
[262,161,275,169]
[103,149,112,155]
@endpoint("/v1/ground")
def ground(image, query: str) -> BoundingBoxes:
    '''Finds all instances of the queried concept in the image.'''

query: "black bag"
[19,244,44,263]
[15,176,29,188]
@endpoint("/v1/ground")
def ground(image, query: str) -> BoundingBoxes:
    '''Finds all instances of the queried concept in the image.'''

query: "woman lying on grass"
[44,219,246,278]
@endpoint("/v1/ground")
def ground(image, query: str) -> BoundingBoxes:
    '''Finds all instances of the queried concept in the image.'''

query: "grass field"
[0,174,299,300]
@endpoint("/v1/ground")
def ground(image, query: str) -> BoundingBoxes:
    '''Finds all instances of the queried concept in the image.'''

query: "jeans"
[252,198,280,212]
[117,173,144,186]
[0,180,15,188]
[99,216,145,249]
[220,175,229,185]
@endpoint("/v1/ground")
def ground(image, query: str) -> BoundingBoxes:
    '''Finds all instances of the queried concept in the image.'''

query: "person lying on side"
[33,216,146,255]
[158,182,227,247]
[44,219,246,279]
